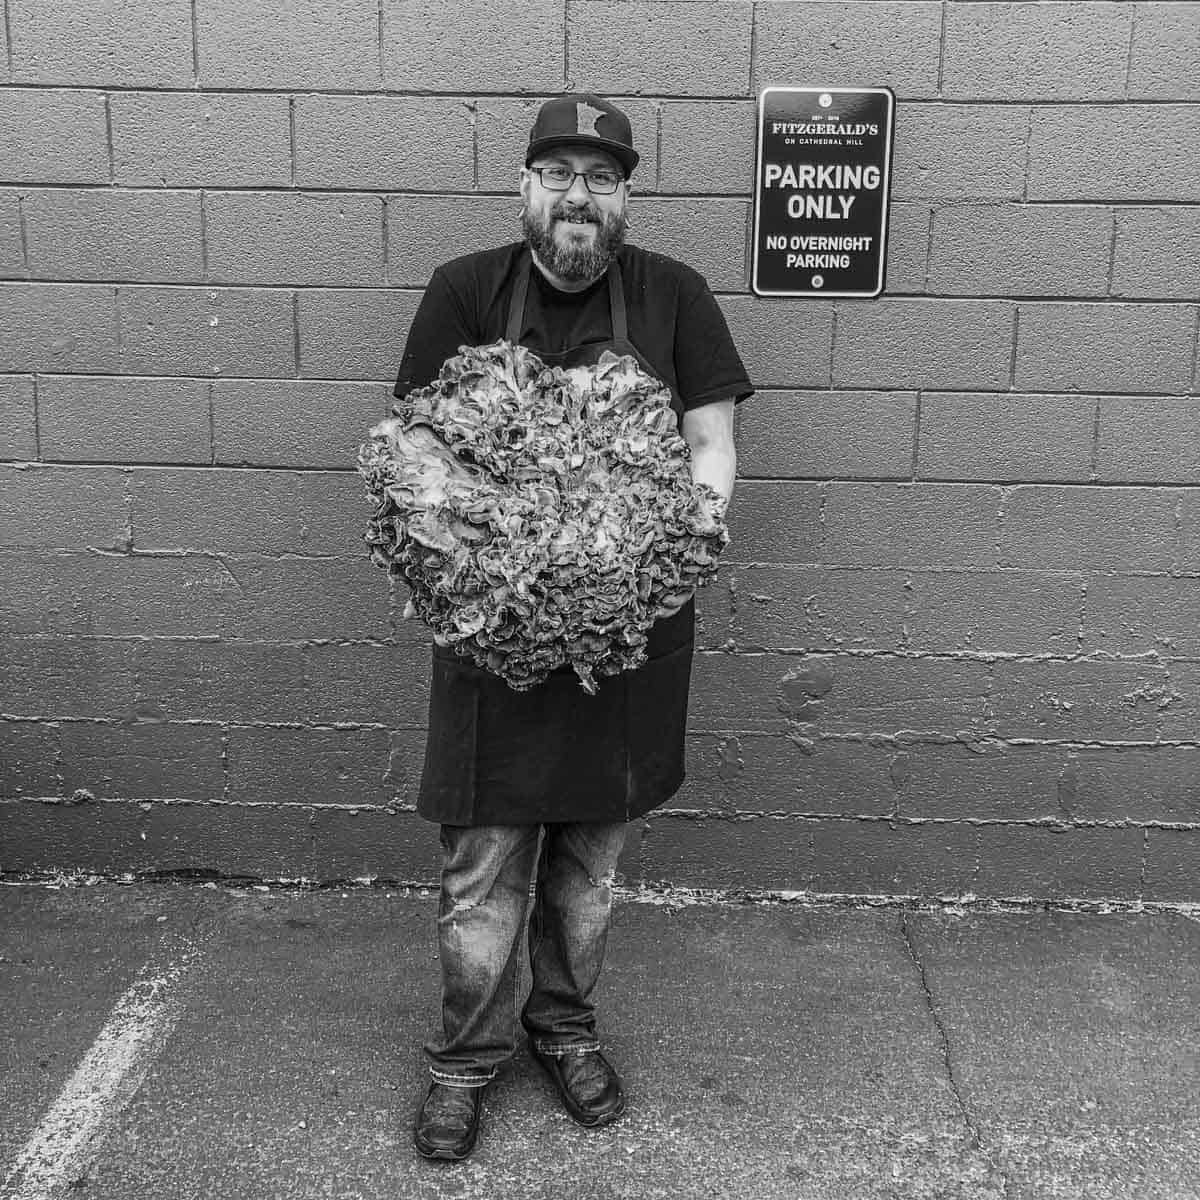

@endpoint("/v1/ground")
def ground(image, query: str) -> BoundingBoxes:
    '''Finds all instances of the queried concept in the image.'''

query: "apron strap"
[505,247,627,346]
[505,250,533,343]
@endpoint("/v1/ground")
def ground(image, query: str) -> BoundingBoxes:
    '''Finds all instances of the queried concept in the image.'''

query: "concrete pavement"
[1,880,1198,1199]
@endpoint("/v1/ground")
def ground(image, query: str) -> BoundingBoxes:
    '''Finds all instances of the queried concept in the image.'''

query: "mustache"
[551,203,601,222]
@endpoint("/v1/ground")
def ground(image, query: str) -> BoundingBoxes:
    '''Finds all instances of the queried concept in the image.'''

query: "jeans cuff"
[531,1039,601,1056]
[429,1067,495,1086]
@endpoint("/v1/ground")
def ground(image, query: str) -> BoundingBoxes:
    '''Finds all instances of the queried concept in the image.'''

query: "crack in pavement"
[899,910,1013,1199]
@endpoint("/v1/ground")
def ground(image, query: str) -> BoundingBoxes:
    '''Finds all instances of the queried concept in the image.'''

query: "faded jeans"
[424,821,628,1087]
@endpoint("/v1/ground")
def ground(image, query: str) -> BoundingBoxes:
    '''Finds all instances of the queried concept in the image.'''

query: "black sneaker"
[413,1081,487,1161]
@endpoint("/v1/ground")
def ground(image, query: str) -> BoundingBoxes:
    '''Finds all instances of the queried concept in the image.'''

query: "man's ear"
[518,168,532,205]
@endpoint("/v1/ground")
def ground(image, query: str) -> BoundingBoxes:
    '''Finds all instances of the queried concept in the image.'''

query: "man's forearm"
[690,443,737,505]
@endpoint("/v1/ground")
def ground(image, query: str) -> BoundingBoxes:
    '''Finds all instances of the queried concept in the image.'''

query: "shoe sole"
[414,1135,475,1162]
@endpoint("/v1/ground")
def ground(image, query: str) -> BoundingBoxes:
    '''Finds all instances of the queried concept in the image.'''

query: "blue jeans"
[424,821,628,1086]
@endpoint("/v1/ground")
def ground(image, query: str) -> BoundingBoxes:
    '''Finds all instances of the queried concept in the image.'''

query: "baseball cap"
[525,93,639,179]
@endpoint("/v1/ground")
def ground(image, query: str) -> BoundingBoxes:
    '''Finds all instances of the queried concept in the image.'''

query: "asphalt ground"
[1,880,1198,1200]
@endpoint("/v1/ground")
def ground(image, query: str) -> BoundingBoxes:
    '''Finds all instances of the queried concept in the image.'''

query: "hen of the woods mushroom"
[357,340,730,695]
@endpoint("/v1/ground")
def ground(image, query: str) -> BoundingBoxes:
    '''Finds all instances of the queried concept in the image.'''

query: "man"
[392,93,753,1162]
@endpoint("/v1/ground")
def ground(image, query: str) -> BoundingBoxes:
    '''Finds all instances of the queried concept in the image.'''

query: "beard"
[521,200,627,284]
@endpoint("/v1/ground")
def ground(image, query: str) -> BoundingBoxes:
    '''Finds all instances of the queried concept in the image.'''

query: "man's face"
[520,146,630,284]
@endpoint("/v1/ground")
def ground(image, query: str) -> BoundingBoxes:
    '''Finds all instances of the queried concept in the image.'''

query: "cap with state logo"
[525,93,639,179]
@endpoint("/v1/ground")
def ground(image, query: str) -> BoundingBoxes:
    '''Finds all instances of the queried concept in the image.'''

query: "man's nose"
[564,173,591,202]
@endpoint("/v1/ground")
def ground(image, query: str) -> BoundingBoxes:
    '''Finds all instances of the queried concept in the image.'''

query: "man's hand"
[653,587,695,622]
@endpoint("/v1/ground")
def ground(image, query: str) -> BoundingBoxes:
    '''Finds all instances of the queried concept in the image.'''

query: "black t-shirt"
[392,241,754,412]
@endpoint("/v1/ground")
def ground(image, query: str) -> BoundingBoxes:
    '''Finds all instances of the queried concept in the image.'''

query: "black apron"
[416,248,696,826]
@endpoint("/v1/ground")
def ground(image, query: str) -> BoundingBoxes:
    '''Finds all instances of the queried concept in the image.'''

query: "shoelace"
[562,1053,612,1101]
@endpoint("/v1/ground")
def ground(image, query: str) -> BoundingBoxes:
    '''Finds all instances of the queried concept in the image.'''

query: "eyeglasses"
[529,165,624,195]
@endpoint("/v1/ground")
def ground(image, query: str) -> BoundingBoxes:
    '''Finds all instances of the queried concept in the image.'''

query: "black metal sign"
[752,86,895,298]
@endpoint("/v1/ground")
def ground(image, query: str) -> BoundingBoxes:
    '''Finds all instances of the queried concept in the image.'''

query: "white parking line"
[1,927,209,1200]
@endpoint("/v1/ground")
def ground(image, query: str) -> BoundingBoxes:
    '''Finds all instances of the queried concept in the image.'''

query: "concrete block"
[1160,661,1200,741]
[680,731,897,816]
[132,639,309,724]
[1083,573,1200,659]
[116,286,295,378]
[0,88,108,184]
[639,815,817,891]
[0,463,127,550]
[196,0,378,88]
[1128,2,1200,101]
[834,299,1014,390]
[901,568,1083,657]
[308,807,440,882]
[476,96,660,192]
[891,104,1028,202]
[382,727,429,809]
[718,295,833,388]
[0,719,60,800]
[723,479,824,564]
[1143,830,1200,903]
[1096,395,1200,483]
[883,201,930,294]
[128,467,364,556]
[0,191,25,276]
[1014,302,1194,393]
[0,799,148,872]
[658,100,754,194]
[205,191,384,287]
[214,556,393,642]
[699,648,993,738]
[726,564,911,652]
[0,375,37,459]
[37,375,211,463]
[381,0,563,93]
[213,378,388,469]
[294,96,473,191]
[999,483,1180,571]
[1112,207,1200,300]
[629,199,749,292]
[23,188,203,283]
[918,392,1097,482]
[0,634,136,718]
[1067,745,1200,823]
[568,2,751,97]
[111,92,291,188]
[301,641,430,727]
[735,389,916,479]
[8,0,193,86]
[295,287,422,381]
[0,552,243,637]
[0,282,119,373]
[754,1,942,100]
[387,195,512,287]
[988,657,1173,741]
[942,1,1131,100]
[972,823,1143,901]
[927,203,1111,297]
[893,741,1072,821]
[59,721,224,801]
[225,725,393,806]
[1177,490,1200,572]
[821,482,1002,568]
[1029,105,1200,202]
[141,801,319,878]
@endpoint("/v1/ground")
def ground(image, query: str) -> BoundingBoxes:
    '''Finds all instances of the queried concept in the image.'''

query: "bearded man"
[392,92,753,1162]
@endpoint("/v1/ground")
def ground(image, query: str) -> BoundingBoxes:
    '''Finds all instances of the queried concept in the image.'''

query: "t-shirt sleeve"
[392,267,476,400]
[672,276,754,412]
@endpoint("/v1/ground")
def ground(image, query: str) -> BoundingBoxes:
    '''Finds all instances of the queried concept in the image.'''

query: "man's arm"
[653,398,737,621]
[681,398,736,504]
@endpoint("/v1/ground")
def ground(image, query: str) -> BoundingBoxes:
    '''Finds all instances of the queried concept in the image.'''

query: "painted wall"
[1,0,1198,901]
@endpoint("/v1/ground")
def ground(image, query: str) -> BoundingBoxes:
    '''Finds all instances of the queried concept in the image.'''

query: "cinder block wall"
[2,1,1197,902]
